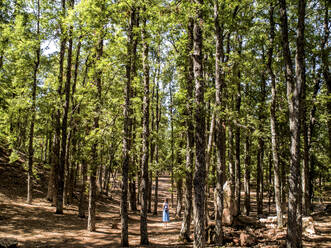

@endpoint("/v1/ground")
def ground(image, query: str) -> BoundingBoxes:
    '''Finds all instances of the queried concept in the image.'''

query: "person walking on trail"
[162,198,170,227]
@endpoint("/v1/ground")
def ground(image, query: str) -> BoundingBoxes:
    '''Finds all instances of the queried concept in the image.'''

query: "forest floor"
[0,147,330,247]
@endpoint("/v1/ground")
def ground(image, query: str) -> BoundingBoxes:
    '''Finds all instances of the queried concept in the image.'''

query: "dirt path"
[0,161,330,247]
[0,172,190,247]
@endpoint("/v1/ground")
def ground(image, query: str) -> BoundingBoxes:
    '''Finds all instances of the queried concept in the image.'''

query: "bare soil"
[0,149,330,247]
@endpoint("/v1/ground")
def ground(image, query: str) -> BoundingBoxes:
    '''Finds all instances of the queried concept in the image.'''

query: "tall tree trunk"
[140,8,150,245]
[121,7,136,246]
[153,60,161,216]
[214,0,226,243]
[179,17,194,243]
[321,0,330,163]
[87,34,103,232]
[67,37,82,205]
[307,61,320,209]
[61,0,74,207]
[193,0,206,246]
[257,48,267,217]
[169,82,174,208]
[234,37,242,215]
[295,0,305,238]
[55,0,67,214]
[267,3,283,228]
[279,0,304,246]
[148,83,156,214]
[301,63,309,216]
[27,0,40,204]
[128,10,139,213]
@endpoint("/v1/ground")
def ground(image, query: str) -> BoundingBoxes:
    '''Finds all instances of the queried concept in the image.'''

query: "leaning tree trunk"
[179,17,194,243]
[140,8,150,245]
[279,0,304,246]
[193,0,206,246]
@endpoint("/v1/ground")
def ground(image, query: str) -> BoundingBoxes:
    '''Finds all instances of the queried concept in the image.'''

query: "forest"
[0,0,330,247]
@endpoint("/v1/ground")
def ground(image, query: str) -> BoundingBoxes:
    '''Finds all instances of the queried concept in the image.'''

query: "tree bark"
[234,37,242,216]
[140,8,150,245]
[307,61,320,210]
[153,59,161,216]
[321,0,331,164]
[257,47,267,217]
[67,37,82,205]
[128,9,139,213]
[62,7,74,205]
[193,0,206,246]
[121,14,132,237]
[169,81,174,208]
[179,17,194,243]
[214,0,226,243]
[267,3,283,228]
[279,0,304,246]
[176,178,183,218]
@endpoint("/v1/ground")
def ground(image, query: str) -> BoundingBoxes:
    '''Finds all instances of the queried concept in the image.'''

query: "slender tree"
[267,2,283,228]
[55,0,67,214]
[179,17,194,243]
[192,0,206,246]
[140,5,150,245]
[121,6,137,246]
[214,0,226,243]
[88,33,104,232]
[27,0,41,204]
[279,0,304,246]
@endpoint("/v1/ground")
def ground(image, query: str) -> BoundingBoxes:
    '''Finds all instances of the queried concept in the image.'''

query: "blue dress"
[163,203,170,222]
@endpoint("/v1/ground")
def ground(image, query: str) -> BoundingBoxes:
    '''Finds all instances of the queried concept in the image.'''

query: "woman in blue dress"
[162,198,170,227]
